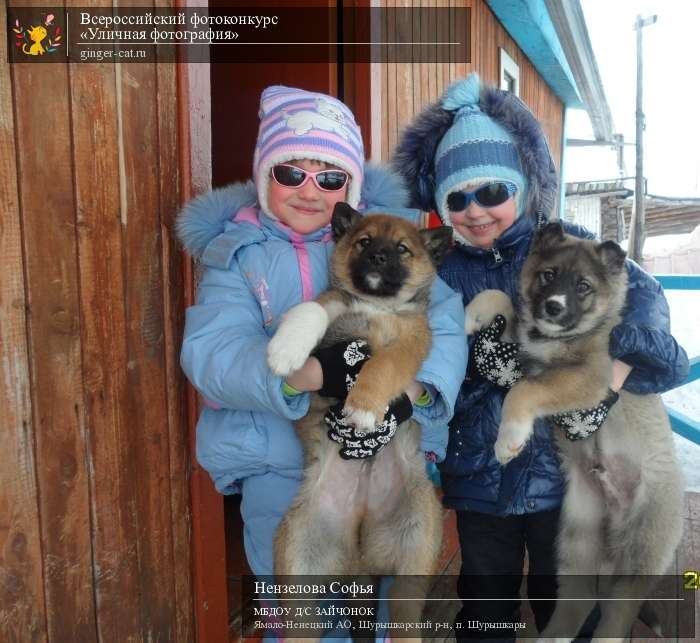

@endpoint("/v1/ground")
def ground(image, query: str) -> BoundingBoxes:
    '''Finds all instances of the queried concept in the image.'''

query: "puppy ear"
[331,202,362,241]
[533,221,566,249]
[597,240,626,274]
[419,226,453,266]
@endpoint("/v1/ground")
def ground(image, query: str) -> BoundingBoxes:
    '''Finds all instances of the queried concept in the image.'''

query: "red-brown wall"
[1,0,193,640]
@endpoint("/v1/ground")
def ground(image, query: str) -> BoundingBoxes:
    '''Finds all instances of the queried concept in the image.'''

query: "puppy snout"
[370,251,387,266]
[545,298,564,316]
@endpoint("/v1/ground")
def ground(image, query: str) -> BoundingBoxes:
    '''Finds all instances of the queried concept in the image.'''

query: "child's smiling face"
[447,183,517,248]
[267,159,349,235]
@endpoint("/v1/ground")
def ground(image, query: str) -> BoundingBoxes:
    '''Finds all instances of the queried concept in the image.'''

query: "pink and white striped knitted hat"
[253,85,365,216]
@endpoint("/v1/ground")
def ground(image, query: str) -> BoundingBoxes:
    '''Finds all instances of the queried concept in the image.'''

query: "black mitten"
[548,389,620,441]
[325,394,413,459]
[313,340,371,399]
[471,315,523,388]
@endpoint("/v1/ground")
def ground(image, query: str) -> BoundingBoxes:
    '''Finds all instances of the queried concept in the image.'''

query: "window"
[499,48,520,96]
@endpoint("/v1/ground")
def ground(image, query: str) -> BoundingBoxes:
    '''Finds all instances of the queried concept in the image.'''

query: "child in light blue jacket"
[176,86,467,590]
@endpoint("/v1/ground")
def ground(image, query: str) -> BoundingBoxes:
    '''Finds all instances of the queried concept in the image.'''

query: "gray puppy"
[466,223,684,642]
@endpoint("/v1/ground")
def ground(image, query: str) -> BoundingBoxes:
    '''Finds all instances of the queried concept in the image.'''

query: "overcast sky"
[564,0,700,197]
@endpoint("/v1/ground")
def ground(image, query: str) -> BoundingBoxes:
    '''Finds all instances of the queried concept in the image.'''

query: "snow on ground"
[619,232,700,490]
[619,232,694,254]
[663,289,700,491]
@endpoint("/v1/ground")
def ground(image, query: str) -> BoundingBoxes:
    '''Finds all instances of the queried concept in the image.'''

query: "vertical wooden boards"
[0,2,48,640]
[119,55,177,640]
[6,0,98,637]
[68,43,143,643]
[178,40,230,643]
[156,9,195,637]
[376,0,564,167]
[3,0,195,639]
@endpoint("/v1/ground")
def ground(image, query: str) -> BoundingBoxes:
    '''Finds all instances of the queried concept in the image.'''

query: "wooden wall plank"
[118,52,178,640]
[69,49,143,643]
[385,60,397,162]
[177,33,230,642]
[412,6,422,127]
[340,0,371,158]
[7,0,98,639]
[13,60,96,643]
[393,1,413,156]
[425,0,437,103]
[449,0,457,85]
[155,12,195,638]
[463,0,475,81]
[0,6,48,641]
[160,222,195,642]
[436,0,448,96]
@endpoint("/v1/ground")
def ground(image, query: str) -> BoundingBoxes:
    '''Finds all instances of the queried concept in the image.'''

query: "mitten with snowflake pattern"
[314,340,371,399]
[324,394,412,459]
[548,389,619,440]
[471,315,523,389]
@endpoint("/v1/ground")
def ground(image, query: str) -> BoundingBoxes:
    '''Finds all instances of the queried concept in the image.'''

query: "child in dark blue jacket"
[393,74,689,640]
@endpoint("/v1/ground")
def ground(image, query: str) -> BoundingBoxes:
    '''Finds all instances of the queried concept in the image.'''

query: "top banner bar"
[7,6,471,64]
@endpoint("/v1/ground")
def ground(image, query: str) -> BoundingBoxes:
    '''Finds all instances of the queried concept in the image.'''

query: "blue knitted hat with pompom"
[434,74,527,234]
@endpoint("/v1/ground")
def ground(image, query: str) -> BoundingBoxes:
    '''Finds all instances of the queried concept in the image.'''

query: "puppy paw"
[494,437,525,465]
[494,419,532,465]
[267,334,313,376]
[341,404,378,433]
[266,302,329,376]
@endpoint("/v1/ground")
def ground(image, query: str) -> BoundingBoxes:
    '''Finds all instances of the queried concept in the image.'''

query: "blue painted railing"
[655,274,700,445]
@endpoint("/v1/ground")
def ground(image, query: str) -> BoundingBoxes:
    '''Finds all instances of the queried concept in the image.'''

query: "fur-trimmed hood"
[176,162,409,259]
[392,74,558,226]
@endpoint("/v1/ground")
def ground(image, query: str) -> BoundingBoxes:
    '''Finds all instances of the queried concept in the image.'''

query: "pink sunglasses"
[271,164,349,192]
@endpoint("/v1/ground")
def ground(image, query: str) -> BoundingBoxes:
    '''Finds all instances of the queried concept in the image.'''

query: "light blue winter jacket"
[177,164,467,576]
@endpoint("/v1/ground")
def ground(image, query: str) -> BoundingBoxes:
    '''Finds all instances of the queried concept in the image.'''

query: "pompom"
[442,73,481,112]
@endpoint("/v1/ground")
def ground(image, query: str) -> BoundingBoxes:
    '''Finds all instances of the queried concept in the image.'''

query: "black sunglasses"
[446,181,517,212]
[271,164,349,192]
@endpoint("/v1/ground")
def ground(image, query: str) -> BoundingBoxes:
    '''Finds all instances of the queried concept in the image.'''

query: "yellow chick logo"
[13,13,62,56]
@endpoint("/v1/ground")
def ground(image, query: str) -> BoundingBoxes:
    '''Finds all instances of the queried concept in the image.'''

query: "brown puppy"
[267,203,451,642]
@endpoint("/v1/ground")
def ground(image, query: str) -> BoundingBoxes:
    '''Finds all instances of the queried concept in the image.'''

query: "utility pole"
[630,14,656,263]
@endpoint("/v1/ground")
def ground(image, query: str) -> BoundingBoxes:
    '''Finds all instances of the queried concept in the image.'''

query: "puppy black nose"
[545,300,564,316]
[370,252,386,266]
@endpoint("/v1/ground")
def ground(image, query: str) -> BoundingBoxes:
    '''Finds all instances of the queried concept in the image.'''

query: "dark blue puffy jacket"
[437,214,690,516]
